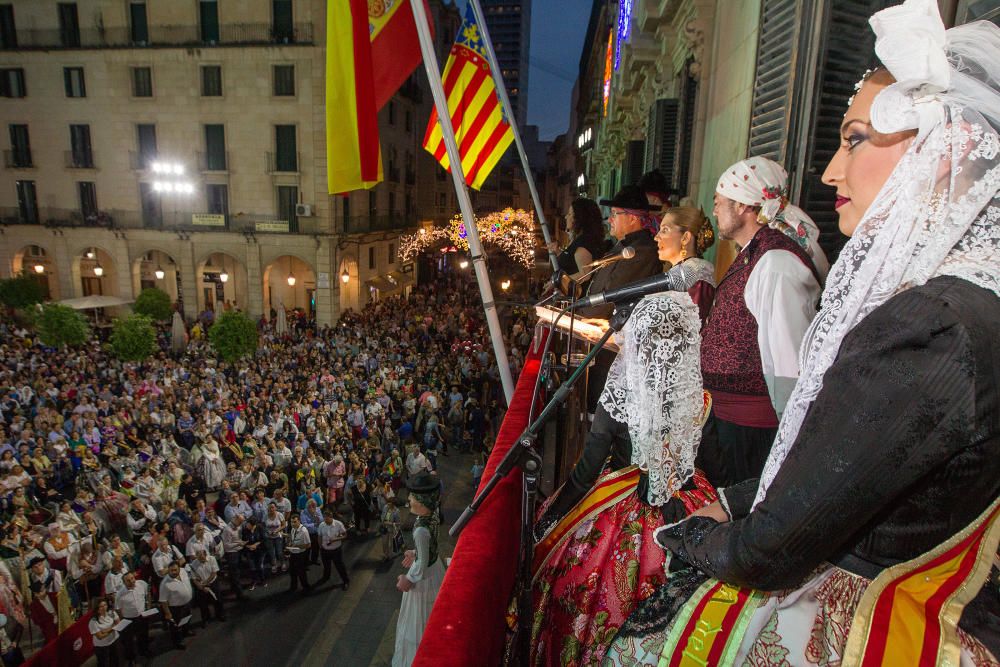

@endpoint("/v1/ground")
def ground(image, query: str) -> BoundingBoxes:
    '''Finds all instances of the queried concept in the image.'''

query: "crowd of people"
[0,272,528,665]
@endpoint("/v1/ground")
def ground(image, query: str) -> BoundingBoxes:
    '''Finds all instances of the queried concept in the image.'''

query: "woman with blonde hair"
[654,206,717,323]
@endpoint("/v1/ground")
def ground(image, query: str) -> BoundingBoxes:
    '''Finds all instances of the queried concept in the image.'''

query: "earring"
[680,247,687,261]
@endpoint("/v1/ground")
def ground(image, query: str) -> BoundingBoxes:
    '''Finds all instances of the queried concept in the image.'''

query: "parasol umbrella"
[170,311,187,354]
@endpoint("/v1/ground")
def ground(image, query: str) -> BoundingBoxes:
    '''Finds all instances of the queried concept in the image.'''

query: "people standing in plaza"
[697,157,824,487]
[392,473,446,667]
[189,549,226,627]
[285,514,312,593]
[317,511,349,590]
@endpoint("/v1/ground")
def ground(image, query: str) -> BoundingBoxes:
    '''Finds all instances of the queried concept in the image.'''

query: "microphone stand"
[449,300,639,667]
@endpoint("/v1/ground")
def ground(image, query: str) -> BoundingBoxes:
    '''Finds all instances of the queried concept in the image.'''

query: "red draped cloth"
[413,330,548,667]
[24,611,94,667]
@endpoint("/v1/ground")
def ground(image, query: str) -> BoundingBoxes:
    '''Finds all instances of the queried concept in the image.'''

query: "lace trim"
[599,292,704,506]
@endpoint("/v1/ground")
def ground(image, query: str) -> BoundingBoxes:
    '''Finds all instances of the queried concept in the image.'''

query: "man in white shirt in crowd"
[102,557,128,603]
[317,510,350,590]
[158,561,194,649]
[151,540,185,581]
[272,488,292,522]
[699,156,826,487]
[115,572,152,660]
[221,514,246,601]
[185,522,221,560]
[286,513,312,593]
[189,549,226,627]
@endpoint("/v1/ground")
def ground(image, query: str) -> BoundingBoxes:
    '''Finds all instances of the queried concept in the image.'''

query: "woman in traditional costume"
[653,207,718,324]
[392,472,446,667]
[197,437,227,491]
[524,293,714,666]
[607,3,1000,664]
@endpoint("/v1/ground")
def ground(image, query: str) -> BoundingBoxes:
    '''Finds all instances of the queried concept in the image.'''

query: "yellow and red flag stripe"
[369,0,430,111]
[326,0,381,193]
[422,3,514,190]
[844,495,1000,667]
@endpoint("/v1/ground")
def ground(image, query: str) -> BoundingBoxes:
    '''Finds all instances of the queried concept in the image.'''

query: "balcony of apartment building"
[3,22,314,51]
[0,205,321,236]
[343,213,419,235]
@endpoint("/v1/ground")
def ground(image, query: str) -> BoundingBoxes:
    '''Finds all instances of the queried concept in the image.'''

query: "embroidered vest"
[701,227,819,397]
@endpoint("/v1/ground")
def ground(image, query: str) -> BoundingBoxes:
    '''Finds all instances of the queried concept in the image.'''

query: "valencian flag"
[422,3,514,190]
[326,0,427,193]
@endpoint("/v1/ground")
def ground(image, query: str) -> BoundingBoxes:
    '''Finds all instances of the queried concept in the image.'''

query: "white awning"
[57,295,134,310]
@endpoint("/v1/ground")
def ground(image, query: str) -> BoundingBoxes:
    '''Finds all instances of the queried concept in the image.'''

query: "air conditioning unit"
[295,203,312,217]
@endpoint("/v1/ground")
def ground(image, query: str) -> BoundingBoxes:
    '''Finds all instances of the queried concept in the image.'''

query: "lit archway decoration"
[398,208,536,267]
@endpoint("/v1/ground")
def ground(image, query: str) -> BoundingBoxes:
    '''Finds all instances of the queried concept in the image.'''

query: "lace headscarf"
[715,157,830,280]
[754,0,1000,508]
[599,292,704,506]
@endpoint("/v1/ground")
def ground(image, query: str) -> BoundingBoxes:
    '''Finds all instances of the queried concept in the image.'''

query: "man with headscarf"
[698,156,826,488]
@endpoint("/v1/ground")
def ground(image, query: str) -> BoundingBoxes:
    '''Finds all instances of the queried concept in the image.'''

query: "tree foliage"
[110,314,157,361]
[208,310,258,363]
[0,274,45,310]
[133,287,173,321]
[36,303,89,348]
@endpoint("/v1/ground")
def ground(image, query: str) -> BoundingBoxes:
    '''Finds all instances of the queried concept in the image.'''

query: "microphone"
[573,271,686,308]
[585,245,636,269]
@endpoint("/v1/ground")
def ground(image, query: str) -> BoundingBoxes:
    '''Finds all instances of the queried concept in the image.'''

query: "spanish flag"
[370,0,430,111]
[326,0,381,193]
[422,3,514,190]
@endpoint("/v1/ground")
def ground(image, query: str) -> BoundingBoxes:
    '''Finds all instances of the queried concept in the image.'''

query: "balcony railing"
[197,151,230,173]
[6,23,314,50]
[344,213,418,234]
[3,149,32,169]
[65,150,95,169]
[265,151,299,174]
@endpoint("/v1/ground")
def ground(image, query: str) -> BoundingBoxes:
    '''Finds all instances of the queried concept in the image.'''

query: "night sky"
[456,0,594,141]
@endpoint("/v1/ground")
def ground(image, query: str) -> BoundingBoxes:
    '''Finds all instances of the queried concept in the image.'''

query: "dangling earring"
[680,247,687,261]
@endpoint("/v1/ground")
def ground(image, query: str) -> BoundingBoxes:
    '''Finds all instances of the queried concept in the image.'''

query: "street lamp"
[341,269,350,284]
[287,273,296,287]
[93,263,104,277]
[501,279,511,291]
[219,270,229,283]
[33,263,44,274]
[154,265,165,280]
[459,260,469,269]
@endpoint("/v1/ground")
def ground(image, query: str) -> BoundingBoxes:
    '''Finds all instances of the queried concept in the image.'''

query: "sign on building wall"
[192,213,226,226]
[255,220,290,233]
[317,272,330,289]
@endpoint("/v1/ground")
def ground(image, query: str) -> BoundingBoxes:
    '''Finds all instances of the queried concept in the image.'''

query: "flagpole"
[410,0,515,405]
[467,0,560,273]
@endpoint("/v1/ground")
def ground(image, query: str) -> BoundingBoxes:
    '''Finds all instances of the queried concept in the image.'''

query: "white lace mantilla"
[599,292,704,506]
[754,12,1000,507]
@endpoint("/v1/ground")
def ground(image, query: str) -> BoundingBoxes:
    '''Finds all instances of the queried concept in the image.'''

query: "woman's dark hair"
[570,198,605,248]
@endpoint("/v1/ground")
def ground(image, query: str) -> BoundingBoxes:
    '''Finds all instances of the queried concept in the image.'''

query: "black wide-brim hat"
[406,472,440,494]
[598,185,661,211]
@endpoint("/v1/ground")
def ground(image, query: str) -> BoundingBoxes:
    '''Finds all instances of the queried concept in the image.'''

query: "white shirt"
[318,520,347,550]
[188,556,219,586]
[287,525,311,553]
[115,580,149,619]
[185,533,218,559]
[152,545,184,577]
[88,611,120,647]
[158,569,193,607]
[744,249,821,420]
[103,568,128,598]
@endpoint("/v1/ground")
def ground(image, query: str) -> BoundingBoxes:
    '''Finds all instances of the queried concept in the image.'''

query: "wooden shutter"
[623,140,646,186]
[644,98,679,183]
[747,0,801,163]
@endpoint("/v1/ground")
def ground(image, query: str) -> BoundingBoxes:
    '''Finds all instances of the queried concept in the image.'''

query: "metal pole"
[410,0,515,404]
[467,0,560,273]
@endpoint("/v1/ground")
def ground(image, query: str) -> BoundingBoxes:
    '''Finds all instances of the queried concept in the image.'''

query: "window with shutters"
[623,140,645,187]
[273,65,295,96]
[644,98,679,183]
[747,0,801,164]
[132,67,152,97]
[8,124,30,167]
[0,68,24,97]
[58,3,80,48]
[70,124,93,167]
[15,181,37,223]
[201,66,222,97]
[78,182,98,219]
[204,125,226,171]
[136,124,156,168]
[795,0,893,262]
[129,2,148,44]
[675,62,699,197]
[274,125,297,172]
[206,184,228,216]
[200,0,219,43]
[64,67,85,98]
[0,5,16,49]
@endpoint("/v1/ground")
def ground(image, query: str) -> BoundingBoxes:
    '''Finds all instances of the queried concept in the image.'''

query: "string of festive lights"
[398,208,536,267]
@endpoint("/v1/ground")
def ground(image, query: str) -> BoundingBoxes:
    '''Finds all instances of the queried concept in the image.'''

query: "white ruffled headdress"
[599,292,704,506]
[754,0,1000,508]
